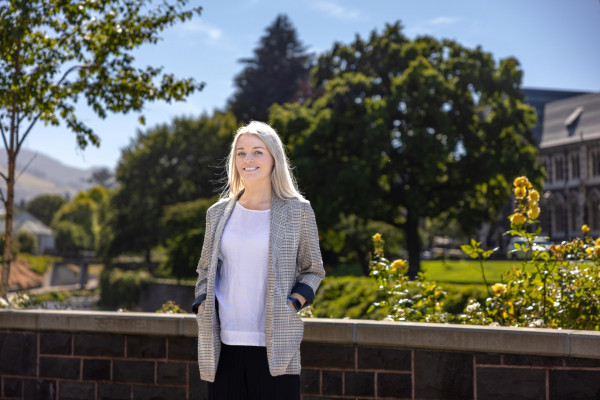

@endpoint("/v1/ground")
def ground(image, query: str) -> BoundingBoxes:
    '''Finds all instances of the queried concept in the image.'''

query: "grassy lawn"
[421,259,523,284]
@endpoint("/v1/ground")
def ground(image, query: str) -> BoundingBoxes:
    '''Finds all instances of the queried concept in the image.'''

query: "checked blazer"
[193,191,325,382]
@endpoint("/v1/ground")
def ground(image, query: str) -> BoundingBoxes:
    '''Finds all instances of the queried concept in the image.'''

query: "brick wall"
[1,310,600,400]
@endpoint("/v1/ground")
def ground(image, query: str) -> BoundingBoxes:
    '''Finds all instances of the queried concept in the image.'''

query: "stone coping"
[2,309,600,359]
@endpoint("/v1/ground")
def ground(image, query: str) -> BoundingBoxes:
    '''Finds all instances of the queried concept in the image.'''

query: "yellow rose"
[492,283,507,296]
[513,176,532,189]
[510,212,526,225]
[528,189,540,202]
[391,259,407,271]
[514,186,526,199]
[582,224,590,235]
[551,244,564,255]
[372,233,382,242]
[527,205,540,219]
[596,238,600,247]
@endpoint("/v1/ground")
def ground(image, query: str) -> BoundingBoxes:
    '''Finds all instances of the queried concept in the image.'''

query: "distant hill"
[0,149,105,202]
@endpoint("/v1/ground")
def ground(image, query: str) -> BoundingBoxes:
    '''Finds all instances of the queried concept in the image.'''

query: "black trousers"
[207,342,300,400]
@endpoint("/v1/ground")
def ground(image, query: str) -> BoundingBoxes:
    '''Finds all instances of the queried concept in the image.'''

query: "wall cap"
[2,310,599,359]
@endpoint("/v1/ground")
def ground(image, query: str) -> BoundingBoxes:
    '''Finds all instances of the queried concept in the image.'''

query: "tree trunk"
[0,146,16,299]
[405,208,422,279]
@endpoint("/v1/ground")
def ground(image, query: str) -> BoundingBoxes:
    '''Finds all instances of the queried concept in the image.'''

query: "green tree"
[109,112,235,262]
[228,14,313,123]
[25,194,66,226]
[272,22,543,277]
[160,197,215,280]
[0,0,203,298]
[51,185,111,254]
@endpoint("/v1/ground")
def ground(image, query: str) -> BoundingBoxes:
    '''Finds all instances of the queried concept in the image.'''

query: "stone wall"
[1,310,600,399]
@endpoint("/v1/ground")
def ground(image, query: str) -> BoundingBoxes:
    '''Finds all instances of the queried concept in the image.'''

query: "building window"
[588,193,600,231]
[545,158,553,184]
[550,194,566,236]
[570,153,580,179]
[555,156,565,182]
[569,196,579,234]
[590,149,600,177]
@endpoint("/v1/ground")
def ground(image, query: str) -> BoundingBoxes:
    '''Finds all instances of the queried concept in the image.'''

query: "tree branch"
[17,64,92,152]
[0,120,8,151]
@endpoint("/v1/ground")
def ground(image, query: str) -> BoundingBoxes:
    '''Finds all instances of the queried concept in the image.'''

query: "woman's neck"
[238,184,272,210]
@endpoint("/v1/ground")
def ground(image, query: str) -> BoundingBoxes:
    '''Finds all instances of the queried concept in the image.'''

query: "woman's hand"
[288,293,307,310]
[197,303,205,314]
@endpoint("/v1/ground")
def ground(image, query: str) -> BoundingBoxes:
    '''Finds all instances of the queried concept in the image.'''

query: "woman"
[192,121,325,399]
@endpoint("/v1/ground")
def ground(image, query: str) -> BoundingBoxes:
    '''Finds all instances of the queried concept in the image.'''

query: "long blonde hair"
[222,121,304,200]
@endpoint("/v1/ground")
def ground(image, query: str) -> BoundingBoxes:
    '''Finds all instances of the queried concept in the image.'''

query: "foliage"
[25,194,67,226]
[52,220,91,252]
[18,254,60,275]
[0,291,42,309]
[320,214,405,274]
[271,22,543,277]
[15,231,37,254]
[228,14,312,122]
[368,234,451,322]
[156,300,187,314]
[460,177,600,330]
[159,197,215,280]
[98,267,151,311]
[51,186,110,253]
[109,112,235,261]
[0,0,203,297]
[312,276,388,320]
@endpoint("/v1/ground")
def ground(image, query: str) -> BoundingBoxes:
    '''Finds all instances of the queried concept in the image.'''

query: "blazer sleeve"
[292,201,326,308]
[192,208,214,313]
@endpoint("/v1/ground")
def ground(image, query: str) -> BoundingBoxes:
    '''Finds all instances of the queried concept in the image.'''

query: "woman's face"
[235,134,274,187]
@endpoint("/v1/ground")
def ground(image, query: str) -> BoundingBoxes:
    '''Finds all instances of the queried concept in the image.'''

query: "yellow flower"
[390,259,407,271]
[514,186,526,199]
[527,205,540,219]
[551,244,564,255]
[372,233,382,242]
[582,224,590,235]
[513,176,532,189]
[595,238,600,247]
[510,212,526,225]
[528,189,540,202]
[492,283,507,296]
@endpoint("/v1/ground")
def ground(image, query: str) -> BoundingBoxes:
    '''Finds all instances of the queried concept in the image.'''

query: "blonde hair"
[222,121,304,200]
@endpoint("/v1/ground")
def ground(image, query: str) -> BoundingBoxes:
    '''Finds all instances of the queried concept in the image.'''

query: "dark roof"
[539,92,600,149]
[521,88,590,145]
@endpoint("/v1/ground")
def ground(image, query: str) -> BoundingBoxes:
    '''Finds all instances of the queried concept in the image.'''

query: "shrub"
[98,268,151,310]
[460,176,600,330]
[16,231,37,254]
[367,233,451,323]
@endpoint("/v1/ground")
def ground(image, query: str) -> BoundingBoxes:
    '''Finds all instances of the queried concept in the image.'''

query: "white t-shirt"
[216,201,271,346]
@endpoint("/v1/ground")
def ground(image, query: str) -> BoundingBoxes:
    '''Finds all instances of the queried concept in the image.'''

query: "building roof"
[539,91,600,149]
[0,210,54,236]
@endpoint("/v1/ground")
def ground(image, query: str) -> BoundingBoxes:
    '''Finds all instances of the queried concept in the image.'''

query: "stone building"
[538,91,600,241]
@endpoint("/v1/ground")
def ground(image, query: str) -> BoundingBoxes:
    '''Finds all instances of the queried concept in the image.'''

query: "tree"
[108,111,235,262]
[160,197,215,280]
[228,14,312,122]
[0,0,203,297]
[271,22,543,277]
[25,194,66,226]
[88,168,114,188]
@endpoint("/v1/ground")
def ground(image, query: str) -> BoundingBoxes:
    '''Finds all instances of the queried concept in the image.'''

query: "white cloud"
[180,20,223,42]
[405,16,463,37]
[428,16,462,26]
[310,0,360,21]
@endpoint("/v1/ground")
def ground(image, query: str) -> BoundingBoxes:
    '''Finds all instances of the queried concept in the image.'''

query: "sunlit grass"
[421,259,522,284]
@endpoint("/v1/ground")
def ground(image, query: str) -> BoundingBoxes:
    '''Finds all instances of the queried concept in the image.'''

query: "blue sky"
[22,0,600,170]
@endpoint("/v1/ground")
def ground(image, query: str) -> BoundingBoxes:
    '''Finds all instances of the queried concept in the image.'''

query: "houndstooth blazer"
[193,190,325,382]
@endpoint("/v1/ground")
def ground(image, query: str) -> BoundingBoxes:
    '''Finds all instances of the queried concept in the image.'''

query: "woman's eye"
[237,152,245,157]
[255,151,263,155]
